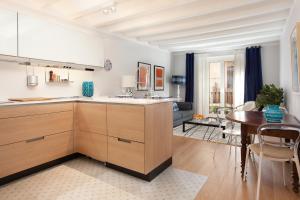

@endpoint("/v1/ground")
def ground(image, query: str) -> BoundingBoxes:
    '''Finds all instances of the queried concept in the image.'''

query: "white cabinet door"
[66,29,104,67]
[18,13,104,67]
[0,8,17,56]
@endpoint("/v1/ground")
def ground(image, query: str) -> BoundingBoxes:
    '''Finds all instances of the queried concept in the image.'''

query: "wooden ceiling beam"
[159,30,282,49]
[124,7,289,38]
[98,0,292,33]
[74,0,198,26]
[138,16,286,42]
[150,22,284,45]
[168,35,280,52]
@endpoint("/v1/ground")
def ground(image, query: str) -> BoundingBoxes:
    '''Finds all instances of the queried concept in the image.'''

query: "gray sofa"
[173,102,194,127]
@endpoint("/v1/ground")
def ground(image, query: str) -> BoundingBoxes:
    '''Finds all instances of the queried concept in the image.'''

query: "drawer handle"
[117,138,131,143]
[26,136,45,143]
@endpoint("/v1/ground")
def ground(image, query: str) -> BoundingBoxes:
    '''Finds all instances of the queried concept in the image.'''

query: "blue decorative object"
[263,105,284,123]
[82,81,94,97]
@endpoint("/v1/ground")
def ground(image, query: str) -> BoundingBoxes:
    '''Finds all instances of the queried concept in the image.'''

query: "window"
[209,60,235,113]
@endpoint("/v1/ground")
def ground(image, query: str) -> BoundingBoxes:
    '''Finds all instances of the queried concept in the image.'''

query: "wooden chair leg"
[256,153,263,200]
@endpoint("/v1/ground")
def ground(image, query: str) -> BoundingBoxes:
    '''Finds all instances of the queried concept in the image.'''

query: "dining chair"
[243,123,300,200]
[213,102,256,167]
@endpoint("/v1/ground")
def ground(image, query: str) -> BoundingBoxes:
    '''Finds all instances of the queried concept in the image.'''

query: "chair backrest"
[257,123,300,156]
[235,101,256,111]
[216,107,233,123]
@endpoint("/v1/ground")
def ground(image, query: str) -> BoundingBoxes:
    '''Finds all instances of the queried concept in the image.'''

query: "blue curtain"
[185,53,194,102]
[244,46,263,102]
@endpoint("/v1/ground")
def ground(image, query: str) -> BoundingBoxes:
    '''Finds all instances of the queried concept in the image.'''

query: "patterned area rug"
[173,124,241,146]
[0,157,207,200]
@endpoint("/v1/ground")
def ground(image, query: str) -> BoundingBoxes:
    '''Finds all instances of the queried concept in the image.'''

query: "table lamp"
[121,75,136,97]
[172,75,186,98]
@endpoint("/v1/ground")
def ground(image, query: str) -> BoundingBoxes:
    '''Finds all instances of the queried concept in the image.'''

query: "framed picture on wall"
[137,62,151,91]
[290,22,300,92]
[154,65,165,91]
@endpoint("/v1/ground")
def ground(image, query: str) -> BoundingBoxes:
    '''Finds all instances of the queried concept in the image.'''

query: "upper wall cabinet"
[0,8,17,56]
[18,13,104,67]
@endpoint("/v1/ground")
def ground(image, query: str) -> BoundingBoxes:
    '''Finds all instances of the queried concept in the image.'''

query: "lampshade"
[121,75,136,88]
[172,75,186,85]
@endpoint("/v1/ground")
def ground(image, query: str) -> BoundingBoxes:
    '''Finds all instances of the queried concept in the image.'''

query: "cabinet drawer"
[0,103,73,119]
[75,131,107,162]
[107,105,144,143]
[77,103,107,135]
[108,136,144,173]
[0,131,74,178]
[0,111,73,145]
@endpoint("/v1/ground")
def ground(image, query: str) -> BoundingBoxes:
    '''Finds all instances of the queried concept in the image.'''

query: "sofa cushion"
[173,102,179,111]
[181,110,194,118]
[173,111,183,121]
[176,102,193,111]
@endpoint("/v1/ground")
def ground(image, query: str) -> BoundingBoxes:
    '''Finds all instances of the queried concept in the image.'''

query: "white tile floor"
[0,157,207,200]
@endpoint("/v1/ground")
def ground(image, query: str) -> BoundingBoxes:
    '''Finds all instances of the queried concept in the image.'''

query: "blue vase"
[82,81,94,97]
[263,105,283,123]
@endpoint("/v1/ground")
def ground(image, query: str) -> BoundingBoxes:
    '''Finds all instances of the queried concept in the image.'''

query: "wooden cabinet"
[77,103,107,135]
[108,136,144,173]
[0,8,17,56]
[107,102,173,175]
[0,103,73,119]
[18,13,104,67]
[107,104,145,143]
[0,111,73,145]
[75,131,107,162]
[0,102,173,180]
[75,103,107,162]
[144,103,173,173]
[0,103,74,179]
[0,131,73,178]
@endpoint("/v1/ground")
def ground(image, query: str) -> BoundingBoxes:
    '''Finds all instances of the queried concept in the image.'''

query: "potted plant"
[255,84,284,111]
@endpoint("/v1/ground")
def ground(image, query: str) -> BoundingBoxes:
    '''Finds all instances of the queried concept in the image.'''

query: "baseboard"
[106,157,172,182]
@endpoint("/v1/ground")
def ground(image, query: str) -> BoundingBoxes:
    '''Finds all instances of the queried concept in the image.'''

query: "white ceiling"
[0,0,295,52]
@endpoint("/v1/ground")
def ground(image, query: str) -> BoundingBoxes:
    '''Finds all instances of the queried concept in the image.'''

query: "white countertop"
[0,97,175,107]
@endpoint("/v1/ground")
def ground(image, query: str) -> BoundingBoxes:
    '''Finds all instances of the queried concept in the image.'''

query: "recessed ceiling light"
[101,2,117,15]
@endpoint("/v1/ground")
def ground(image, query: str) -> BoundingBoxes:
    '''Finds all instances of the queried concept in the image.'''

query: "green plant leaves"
[255,84,284,108]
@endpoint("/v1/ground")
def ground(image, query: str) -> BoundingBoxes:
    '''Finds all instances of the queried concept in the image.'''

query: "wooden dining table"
[226,111,300,192]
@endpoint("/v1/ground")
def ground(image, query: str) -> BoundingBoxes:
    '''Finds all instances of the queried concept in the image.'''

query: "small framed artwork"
[291,22,300,92]
[154,65,165,91]
[137,62,151,91]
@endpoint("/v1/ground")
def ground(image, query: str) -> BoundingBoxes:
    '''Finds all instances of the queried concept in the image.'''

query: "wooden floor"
[172,135,300,200]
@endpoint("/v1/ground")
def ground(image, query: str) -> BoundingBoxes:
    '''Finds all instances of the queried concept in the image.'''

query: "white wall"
[280,0,300,119]
[0,63,95,99]
[261,43,280,86]
[0,35,171,99]
[98,36,171,97]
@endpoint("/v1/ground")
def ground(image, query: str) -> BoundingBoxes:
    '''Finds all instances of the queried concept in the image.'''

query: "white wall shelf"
[44,68,74,84]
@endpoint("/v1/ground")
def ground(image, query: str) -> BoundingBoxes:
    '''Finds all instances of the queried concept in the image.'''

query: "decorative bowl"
[263,105,283,123]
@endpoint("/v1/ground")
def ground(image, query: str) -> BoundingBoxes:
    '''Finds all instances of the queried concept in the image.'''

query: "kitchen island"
[0,98,173,185]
